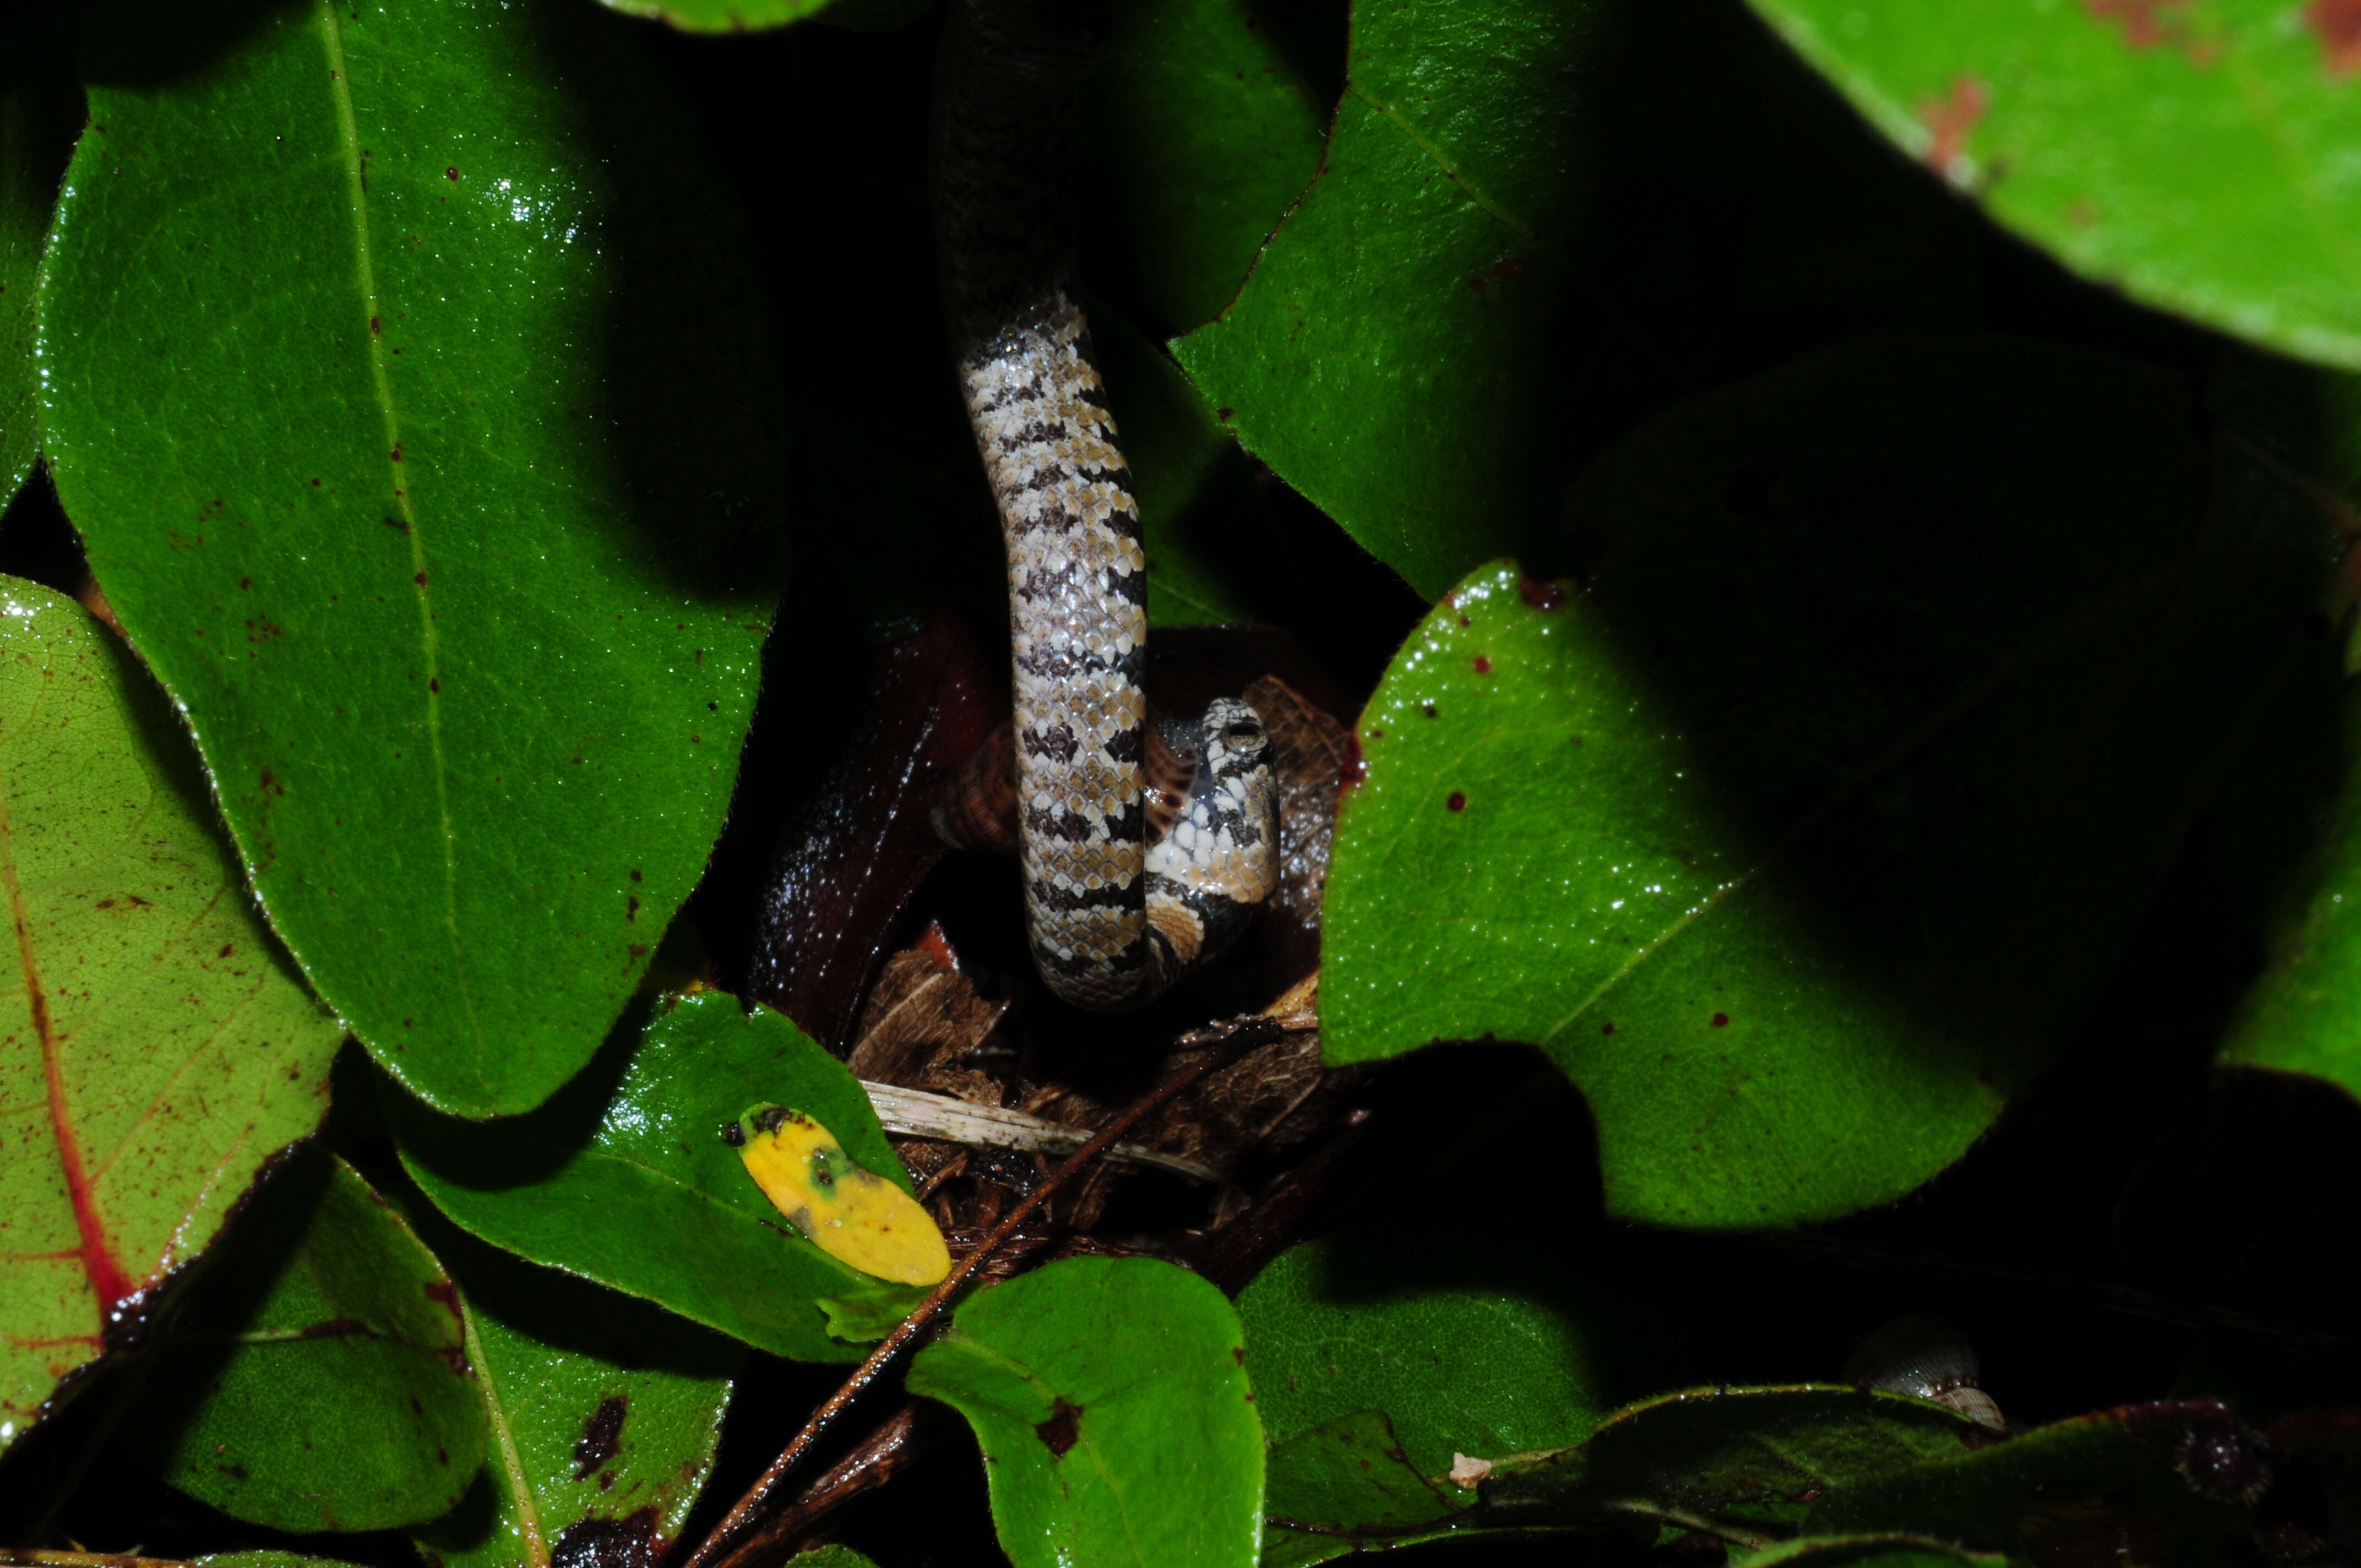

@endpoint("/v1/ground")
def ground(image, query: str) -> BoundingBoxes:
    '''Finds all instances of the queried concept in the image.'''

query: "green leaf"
[388,989,923,1363]
[37,0,786,1118]
[905,1255,1264,1568]
[1172,0,1596,598]
[2219,677,2361,1095]
[0,578,343,1453]
[1077,0,1328,336]
[1235,1234,1625,1479]
[589,0,835,33]
[199,1554,373,1568]
[1320,340,2324,1227]
[126,1149,489,1533]
[1095,302,1255,628]
[1731,1537,2015,1568]
[1744,0,2361,369]
[2,89,46,511]
[1483,1385,1982,1545]
[1260,1410,1478,1568]
[785,1551,881,1568]
[408,1214,740,1568]
[1808,1400,2260,1554]
[1267,1409,1466,1532]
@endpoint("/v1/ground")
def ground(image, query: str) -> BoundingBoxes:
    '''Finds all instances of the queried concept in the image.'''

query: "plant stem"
[672,1010,1282,1568]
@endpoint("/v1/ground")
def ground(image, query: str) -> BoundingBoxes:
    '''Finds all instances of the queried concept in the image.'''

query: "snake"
[931,0,1280,1010]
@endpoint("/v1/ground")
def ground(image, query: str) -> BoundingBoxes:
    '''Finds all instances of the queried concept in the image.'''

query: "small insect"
[1845,1313,2006,1434]
[726,1102,950,1287]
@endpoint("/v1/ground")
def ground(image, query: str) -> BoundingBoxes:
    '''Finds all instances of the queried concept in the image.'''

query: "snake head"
[1201,697,1275,776]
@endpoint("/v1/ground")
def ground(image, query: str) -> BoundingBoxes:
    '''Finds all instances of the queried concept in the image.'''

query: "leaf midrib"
[466,1295,554,1568]
[1435,565,2176,1048]
[0,635,129,1317]
[315,0,483,1066]
[1340,78,1539,245]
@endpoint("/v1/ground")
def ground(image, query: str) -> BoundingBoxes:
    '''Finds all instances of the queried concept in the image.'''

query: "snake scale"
[932,0,1280,1009]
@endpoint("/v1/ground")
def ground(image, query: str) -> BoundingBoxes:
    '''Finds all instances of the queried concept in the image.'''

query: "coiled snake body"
[933,0,1279,1009]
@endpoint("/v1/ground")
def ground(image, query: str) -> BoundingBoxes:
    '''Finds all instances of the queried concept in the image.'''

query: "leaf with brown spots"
[1748,0,2361,366]
[387,990,924,1363]
[0,579,344,1454]
[37,0,786,1118]
[402,1201,739,1568]
[906,1256,1263,1568]
[1322,342,2324,1227]
[119,1150,487,1531]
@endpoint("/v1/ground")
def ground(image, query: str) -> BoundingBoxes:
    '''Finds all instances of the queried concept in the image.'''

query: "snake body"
[934,0,1278,1009]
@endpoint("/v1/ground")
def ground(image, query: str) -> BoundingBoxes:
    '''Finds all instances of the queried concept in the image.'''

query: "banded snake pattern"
[931,0,1280,1009]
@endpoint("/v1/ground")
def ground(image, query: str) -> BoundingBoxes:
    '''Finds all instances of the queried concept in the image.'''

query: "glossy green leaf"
[1745,0,2361,369]
[409,1213,739,1568]
[590,0,834,33]
[1236,1234,1624,1479]
[1732,1537,2014,1568]
[38,0,786,1118]
[1096,303,1254,628]
[388,989,923,1363]
[2219,677,2361,1095]
[1260,1411,1476,1568]
[1483,1386,1981,1545]
[1267,1410,1465,1532]
[1808,1399,2260,1554]
[0,579,343,1454]
[905,1255,1264,1568]
[1321,340,2324,1227]
[1172,0,1595,598]
[2,89,44,511]
[199,1553,373,1568]
[1077,0,1328,336]
[127,1150,488,1532]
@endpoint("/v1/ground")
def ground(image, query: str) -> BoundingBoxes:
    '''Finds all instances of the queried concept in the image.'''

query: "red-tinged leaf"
[746,619,1002,1049]
[0,579,345,1451]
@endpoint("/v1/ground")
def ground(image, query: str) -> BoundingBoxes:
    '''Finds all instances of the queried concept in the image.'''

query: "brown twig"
[710,1403,943,1568]
[674,1010,1283,1568]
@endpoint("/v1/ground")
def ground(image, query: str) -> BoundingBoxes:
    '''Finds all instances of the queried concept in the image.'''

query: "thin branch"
[710,1403,942,1568]
[673,1010,1283,1568]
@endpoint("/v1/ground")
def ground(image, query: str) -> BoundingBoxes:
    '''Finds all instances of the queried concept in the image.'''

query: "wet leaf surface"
[0,579,343,1453]
[125,1150,487,1532]
[744,623,998,1052]
[405,1208,739,1568]
[1807,1398,2263,1555]
[905,1255,1264,1568]
[37,0,786,1117]
[1747,0,2361,368]
[1483,1385,1982,1545]
[1235,1234,1625,1479]
[1173,0,1597,598]
[1259,1409,1472,1568]
[1077,0,1328,337]
[1320,340,2326,1227]
[2,87,47,512]
[388,989,923,1363]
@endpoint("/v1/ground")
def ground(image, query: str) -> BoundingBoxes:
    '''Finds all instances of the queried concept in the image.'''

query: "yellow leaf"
[732,1103,950,1287]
